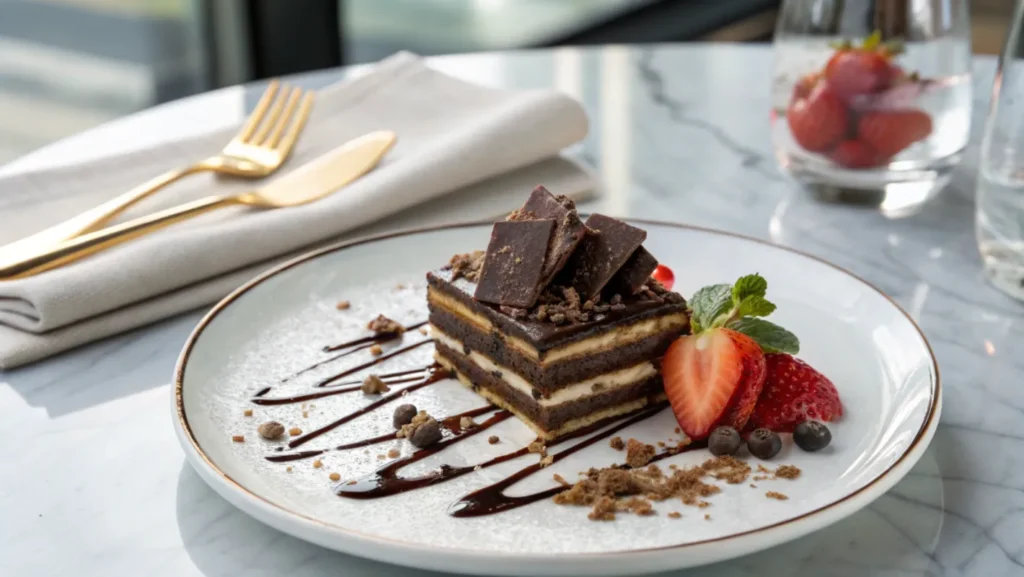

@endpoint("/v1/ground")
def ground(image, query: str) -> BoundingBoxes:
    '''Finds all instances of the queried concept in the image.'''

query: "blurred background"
[0,0,1013,165]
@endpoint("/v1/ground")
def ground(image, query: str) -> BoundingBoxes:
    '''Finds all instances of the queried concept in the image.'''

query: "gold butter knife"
[0,130,397,280]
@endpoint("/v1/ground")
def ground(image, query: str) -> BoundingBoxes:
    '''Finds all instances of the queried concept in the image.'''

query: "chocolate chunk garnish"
[611,247,659,295]
[562,214,648,300]
[510,186,588,285]
[474,219,555,308]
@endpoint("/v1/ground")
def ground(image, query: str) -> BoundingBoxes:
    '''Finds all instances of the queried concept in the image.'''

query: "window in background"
[0,0,208,163]
[341,0,646,64]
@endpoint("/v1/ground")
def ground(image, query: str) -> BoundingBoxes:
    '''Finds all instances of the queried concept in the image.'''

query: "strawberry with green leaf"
[663,274,799,440]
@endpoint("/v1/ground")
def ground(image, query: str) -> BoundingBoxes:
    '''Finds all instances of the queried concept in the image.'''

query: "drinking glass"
[771,0,972,215]
[977,0,1024,300]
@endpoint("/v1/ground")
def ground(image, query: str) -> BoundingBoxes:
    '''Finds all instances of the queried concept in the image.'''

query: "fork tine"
[237,80,280,142]
[274,92,315,159]
[251,84,294,145]
[264,88,303,149]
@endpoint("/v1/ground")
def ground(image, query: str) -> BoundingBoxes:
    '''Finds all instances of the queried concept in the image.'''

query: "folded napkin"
[0,52,591,368]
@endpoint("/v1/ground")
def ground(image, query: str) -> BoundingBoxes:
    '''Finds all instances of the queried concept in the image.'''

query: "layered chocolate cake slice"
[427,186,690,440]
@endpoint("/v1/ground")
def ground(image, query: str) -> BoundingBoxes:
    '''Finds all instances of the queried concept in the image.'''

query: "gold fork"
[0,80,314,259]
[0,131,397,280]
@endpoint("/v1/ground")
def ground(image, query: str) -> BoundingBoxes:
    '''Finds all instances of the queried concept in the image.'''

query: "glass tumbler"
[771,0,972,215]
[977,0,1024,300]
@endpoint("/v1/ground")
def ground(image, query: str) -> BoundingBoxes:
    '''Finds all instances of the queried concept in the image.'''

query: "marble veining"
[0,44,1019,576]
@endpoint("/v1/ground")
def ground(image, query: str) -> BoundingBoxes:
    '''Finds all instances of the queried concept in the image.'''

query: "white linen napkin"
[0,52,592,368]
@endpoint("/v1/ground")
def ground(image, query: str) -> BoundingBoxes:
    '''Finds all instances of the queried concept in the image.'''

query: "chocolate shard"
[474,219,556,308]
[611,247,658,295]
[508,186,588,286]
[562,214,647,301]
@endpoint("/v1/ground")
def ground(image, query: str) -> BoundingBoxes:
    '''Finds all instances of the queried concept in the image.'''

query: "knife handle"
[0,165,209,263]
[0,194,238,280]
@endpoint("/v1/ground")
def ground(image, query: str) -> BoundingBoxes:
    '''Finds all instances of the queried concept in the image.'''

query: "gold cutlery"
[0,131,397,280]
[0,80,314,260]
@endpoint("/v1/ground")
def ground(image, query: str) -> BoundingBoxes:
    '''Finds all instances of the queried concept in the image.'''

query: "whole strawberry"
[662,274,800,440]
[747,353,843,433]
[787,81,848,153]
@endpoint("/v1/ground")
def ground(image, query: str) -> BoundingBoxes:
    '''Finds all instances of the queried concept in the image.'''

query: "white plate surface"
[173,221,940,576]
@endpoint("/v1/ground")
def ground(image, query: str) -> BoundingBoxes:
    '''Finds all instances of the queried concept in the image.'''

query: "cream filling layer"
[432,327,658,407]
[427,286,688,364]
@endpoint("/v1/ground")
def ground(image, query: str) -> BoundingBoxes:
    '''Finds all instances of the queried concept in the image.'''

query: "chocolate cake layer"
[435,342,663,439]
[429,306,681,392]
[426,269,689,354]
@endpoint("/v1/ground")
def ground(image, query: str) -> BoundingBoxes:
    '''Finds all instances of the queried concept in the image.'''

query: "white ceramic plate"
[173,221,940,576]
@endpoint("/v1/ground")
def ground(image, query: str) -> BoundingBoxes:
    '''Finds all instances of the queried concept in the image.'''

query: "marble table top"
[1,44,1018,577]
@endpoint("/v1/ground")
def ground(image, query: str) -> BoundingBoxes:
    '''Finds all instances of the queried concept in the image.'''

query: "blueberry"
[708,426,742,456]
[793,421,831,452]
[747,428,782,460]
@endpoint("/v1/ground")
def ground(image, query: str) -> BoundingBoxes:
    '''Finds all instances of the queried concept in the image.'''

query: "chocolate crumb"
[591,382,605,393]
[668,511,682,519]
[540,455,554,467]
[609,437,625,450]
[500,305,528,319]
[377,454,386,460]
[766,491,789,501]
[750,483,757,488]
[549,312,567,324]
[625,438,656,468]
[258,421,285,440]
[313,459,323,468]
[367,314,405,335]
[757,464,771,474]
[418,326,429,335]
[231,435,245,443]
[335,300,351,310]
[553,474,570,487]
[674,427,681,434]
[704,514,711,520]
[243,409,253,417]
[775,465,802,479]
[530,388,543,400]
[657,441,666,448]
[448,250,485,282]
[528,440,547,455]
[397,410,433,439]
[361,374,390,395]
[488,435,500,444]
[395,283,406,290]
[288,427,302,436]
[459,416,476,429]
[387,448,401,458]
[369,344,383,356]
[302,411,309,418]
[329,472,341,481]
[286,466,293,473]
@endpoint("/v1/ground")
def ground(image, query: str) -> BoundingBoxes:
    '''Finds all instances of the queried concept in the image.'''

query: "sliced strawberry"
[857,109,932,158]
[787,82,849,153]
[824,49,892,98]
[662,328,767,440]
[828,139,888,169]
[747,354,843,433]
[652,264,674,291]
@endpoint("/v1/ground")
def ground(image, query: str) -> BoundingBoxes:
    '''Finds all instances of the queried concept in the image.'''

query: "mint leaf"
[736,295,776,318]
[728,317,800,354]
[731,274,767,303]
[689,284,732,331]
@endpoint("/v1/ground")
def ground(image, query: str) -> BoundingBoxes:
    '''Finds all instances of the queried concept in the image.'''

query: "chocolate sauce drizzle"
[279,321,428,381]
[254,317,680,518]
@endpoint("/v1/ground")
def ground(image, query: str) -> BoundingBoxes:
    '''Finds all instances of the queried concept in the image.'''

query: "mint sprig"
[688,273,799,354]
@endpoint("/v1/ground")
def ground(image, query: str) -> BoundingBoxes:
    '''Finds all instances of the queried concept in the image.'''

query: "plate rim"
[172,218,941,565]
